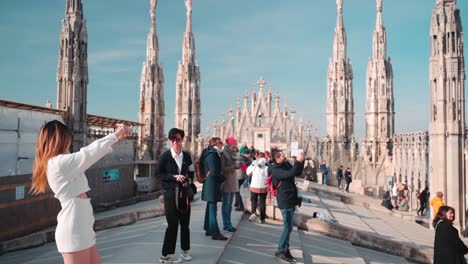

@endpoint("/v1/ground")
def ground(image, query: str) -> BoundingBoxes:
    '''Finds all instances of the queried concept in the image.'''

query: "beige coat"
[221,147,240,193]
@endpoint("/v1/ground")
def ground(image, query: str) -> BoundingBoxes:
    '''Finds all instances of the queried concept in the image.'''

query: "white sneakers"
[248,213,257,222]
[180,250,192,261]
[160,250,192,263]
[159,255,182,263]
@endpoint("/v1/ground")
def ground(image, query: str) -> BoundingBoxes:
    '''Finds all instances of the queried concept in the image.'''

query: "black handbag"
[187,183,197,201]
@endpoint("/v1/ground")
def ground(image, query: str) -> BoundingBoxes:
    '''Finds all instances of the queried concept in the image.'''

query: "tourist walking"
[336,165,344,190]
[269,149,305,262]
[344,167,352,193]
[31,120,132,264]
[201,137,228,241]
[430,192,445,217]
[221,137,241,232]
[433,206,468,264]
[246,152,269,223]
[320,161,328,185]
[417,187,429,216]
[156,128,195,263]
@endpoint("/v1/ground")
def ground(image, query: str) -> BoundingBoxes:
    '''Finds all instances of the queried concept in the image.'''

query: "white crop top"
[47,134,118,203]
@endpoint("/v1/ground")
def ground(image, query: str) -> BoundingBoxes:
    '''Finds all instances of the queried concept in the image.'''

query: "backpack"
[195,158,210,183]
[266,175,282,202]
[417,191,423,200]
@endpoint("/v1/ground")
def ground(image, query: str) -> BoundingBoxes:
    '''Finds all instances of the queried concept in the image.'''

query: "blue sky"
[0,0,467,140]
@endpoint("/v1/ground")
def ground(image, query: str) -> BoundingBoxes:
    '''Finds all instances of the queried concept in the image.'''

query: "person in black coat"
[336,165,344,190]
[269,149,304,263]
[433,206,468,264]
[417,187,429,216]
[201,137,227,240]
[344,168,352,193]
[155,128,194,263]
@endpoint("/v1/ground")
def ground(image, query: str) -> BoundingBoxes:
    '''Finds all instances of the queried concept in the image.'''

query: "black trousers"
[162,194,191,256]
[417,201,427,215]
[250,192,267,221]
[234,179,244,209]
[337,178,342,189]
[345,180,351,192]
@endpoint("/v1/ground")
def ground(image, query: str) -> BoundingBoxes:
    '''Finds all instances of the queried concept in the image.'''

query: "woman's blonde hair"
[31,120,72,194]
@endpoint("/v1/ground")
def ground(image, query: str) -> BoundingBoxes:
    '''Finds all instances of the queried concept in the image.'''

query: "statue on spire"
[377,0,382,12]
[337,0,343,14]
[185,0,192,15]
[151,0,157,12]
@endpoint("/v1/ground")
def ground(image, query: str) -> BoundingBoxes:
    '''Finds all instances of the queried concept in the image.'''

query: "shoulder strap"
[434,219,444,231]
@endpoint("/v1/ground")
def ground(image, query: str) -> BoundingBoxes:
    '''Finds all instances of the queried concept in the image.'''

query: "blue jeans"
[222,192,234,229]
[322,173,328,185]
[278,208,295,252]
[204,202,220,235]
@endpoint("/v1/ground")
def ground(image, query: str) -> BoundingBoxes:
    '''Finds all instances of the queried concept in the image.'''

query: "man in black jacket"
[156,128,194,263]
[269,149,304,262]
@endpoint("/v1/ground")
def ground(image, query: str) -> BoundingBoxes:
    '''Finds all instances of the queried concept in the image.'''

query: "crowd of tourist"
[32,121,468,264]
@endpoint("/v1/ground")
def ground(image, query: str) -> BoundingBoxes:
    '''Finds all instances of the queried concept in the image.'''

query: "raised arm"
[273,161,304,181]
[60,124,131,172]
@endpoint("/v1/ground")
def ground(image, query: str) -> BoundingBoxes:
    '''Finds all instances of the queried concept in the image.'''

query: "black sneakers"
[275,250,297,263]
[212,233,228,241]
[275,251,290,263]
[284,249,297,262]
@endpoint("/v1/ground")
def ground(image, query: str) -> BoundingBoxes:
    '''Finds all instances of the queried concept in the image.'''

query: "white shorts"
[55,197,96,253]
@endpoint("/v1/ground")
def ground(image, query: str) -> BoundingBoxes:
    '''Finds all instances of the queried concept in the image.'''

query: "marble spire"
[56,0,88,151]
[175,0,201,150]
[138,0,165,161]
[365,0,394,162]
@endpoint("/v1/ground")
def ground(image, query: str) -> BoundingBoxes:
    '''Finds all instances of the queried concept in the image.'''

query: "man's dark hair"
[168,128,184,139]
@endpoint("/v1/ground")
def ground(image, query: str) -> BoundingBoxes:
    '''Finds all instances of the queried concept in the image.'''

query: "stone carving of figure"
[145,118,149,133]
[377,0,382,12]
[185,0,192,15]
[336,0,343,13]
[150,0,157,12]
[381,117,386,136]
[339,118,344,135]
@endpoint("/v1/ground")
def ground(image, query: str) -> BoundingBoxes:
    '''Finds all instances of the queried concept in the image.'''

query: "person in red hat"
[221,137,241,232]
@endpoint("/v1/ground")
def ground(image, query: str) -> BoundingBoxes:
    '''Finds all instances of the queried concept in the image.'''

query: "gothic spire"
[146,0,159,65]
[66,0,83,17]
[138,0,165,160]
[333,0,347,61]
[182,0,195,64]
[57,0,88,151]
[373,0,386,59]
[175,0,201,151]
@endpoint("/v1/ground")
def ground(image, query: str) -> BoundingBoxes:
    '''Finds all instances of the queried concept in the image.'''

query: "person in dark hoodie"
[201,137,228,241]
[269,149,305,263]
[433,206,468,264]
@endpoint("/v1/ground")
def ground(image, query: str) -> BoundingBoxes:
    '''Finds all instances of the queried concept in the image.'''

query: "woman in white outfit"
[31,120,132,264]
[246,152,268,223]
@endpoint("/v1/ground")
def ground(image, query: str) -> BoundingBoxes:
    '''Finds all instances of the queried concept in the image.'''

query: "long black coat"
[155,149,194,199]
[269,161,304,209]
[434,220,468,264]
[201,146,224,202]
